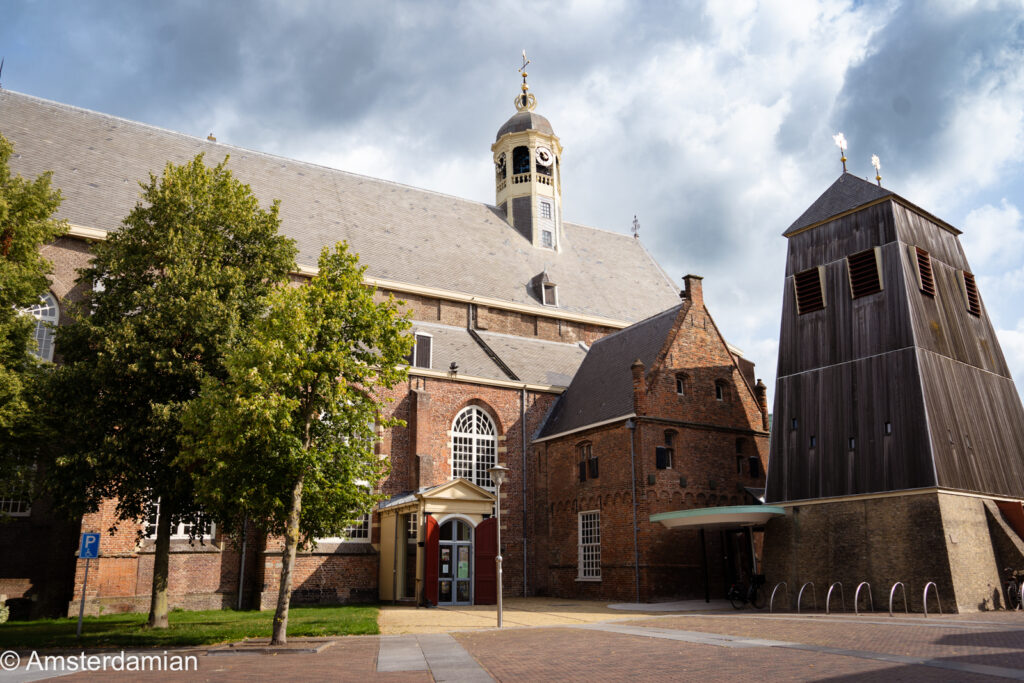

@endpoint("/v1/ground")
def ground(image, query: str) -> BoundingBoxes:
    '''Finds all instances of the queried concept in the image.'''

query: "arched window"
[451,406,498,489]
[27,293,59,362]
[715,380,728,402]
[675,373,688,396]
[512,146,530,175]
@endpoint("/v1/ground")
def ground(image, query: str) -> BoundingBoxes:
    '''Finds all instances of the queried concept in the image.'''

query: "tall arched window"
[451,406,498,489]
[27,293,59,362]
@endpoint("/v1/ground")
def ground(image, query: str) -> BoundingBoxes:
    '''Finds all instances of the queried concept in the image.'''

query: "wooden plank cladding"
[767,173,1024,504]
[766,347,934,501]
[919,349,1024,499]
[778,238,914,377]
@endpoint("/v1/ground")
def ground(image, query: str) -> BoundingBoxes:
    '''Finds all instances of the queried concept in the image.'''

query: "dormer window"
[406,332,432,369]
[542,282,557,306]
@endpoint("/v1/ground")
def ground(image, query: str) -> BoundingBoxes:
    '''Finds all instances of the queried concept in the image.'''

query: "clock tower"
[491,56,563,251]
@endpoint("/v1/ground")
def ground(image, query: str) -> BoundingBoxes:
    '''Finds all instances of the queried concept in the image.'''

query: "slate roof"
[537,303,686,438]
[784,173,893,236]
[0,90,679,324]
[409,322,586,388]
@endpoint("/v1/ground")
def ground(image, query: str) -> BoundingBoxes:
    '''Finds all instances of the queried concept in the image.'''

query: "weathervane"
[514,50,537,112]
[833,133,848,173]
[871,154,882,186]
[631,215,640,240]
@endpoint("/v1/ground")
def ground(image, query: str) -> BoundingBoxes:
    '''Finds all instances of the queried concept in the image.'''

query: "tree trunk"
[147,498,173,629]
[271,474,304,646]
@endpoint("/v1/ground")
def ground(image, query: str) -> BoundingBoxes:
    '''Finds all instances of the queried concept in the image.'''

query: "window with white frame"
[26,293,59,362]
[317,513,372,544]
[578,510,601,580]
[145,499,213,541]
[540,201,552,219]
[451,406,498,489]
[406,332,432,369]
[541,230,553,248]
[0,497,31,517]
[408,512,418,540]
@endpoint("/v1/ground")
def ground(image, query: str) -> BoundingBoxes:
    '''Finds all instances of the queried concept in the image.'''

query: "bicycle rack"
[769,582,789,614]
[923,582,942,617]
[854,582,874,615]
[889,582,908,617]
[797,582,816,613]
[826,582,845,614]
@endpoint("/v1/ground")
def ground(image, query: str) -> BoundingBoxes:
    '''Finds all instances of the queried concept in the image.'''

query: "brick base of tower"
[762,490,1024,613]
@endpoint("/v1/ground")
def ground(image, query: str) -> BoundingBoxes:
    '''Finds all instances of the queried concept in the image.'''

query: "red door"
[474,517,497,605]
[425,515,439,605]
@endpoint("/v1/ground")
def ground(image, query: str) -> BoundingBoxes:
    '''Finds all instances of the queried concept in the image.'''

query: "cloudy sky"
[3,0,1023,405]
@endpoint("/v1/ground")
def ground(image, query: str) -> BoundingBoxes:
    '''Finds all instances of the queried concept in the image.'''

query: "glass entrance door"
[438,519,473,605]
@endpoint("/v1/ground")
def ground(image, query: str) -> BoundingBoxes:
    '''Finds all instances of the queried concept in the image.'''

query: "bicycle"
[727,573,766,609]
[1004,568,1023,611]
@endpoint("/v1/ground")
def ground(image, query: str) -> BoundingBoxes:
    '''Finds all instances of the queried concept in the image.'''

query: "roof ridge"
[590,302,684,347]
[1,89,503,210]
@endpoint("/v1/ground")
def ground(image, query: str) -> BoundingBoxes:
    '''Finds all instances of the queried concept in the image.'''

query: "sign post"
[76,533,100,638]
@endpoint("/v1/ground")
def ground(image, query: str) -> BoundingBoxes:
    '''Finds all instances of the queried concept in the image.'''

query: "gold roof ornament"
[833,132,848,173]
[515,49,537,112]
[871,154,882,186]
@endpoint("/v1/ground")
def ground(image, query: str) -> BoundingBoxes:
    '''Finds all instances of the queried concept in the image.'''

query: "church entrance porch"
[377,478,497,607]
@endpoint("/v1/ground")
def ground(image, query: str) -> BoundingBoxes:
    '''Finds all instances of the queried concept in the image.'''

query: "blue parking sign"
[80,532,100,559]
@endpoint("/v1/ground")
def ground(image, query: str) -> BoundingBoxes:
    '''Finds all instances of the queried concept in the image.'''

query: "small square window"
[791,418,798,430]
[809,435,817,448]
[675,374,687,396]
[885,421,892,436]
[540,201,552,219]
[848,437,856,450]
[541,230,553,248]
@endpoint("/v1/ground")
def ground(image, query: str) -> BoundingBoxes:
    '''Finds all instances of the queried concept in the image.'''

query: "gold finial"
[515,50,537,112]
[833,133,848,173]
[871,154,882,186]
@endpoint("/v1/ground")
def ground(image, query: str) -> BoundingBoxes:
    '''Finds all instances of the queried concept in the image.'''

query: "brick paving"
[9,604,1023,681]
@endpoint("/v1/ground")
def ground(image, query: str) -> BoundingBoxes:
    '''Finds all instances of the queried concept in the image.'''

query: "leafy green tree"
[179,243,411,645]
[48,155,296,628]
[0,134,68,508]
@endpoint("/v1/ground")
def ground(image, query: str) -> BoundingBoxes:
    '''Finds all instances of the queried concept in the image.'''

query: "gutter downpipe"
[626,418,640,604]
[236,517,248,610]
[521,386,528,597]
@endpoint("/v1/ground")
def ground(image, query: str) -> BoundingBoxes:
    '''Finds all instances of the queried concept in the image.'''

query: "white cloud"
[962,199,1024,271]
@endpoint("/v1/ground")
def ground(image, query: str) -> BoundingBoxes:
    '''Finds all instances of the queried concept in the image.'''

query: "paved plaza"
[3,600,1024,682]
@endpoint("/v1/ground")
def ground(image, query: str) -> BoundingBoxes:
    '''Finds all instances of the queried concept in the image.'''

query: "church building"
[0,73,770,618]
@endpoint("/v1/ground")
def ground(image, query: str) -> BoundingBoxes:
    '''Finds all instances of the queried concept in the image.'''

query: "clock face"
[535,146,553,167]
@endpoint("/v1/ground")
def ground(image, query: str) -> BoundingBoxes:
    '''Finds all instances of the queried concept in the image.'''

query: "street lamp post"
[488,464,509,628]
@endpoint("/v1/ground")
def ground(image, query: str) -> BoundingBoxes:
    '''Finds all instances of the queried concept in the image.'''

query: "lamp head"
[488,464,510,488]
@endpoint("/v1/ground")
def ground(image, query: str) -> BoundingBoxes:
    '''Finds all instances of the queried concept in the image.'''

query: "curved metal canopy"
[650,505,785,531]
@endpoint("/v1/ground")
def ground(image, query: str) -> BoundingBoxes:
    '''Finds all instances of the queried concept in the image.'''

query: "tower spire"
[516,50,537,112]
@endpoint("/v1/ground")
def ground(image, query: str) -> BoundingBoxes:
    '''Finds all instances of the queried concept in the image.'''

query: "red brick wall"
[531,300,770,602]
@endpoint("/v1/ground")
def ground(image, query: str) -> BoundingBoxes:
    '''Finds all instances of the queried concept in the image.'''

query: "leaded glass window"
[450,406,498,489]
[27,293,59,362]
